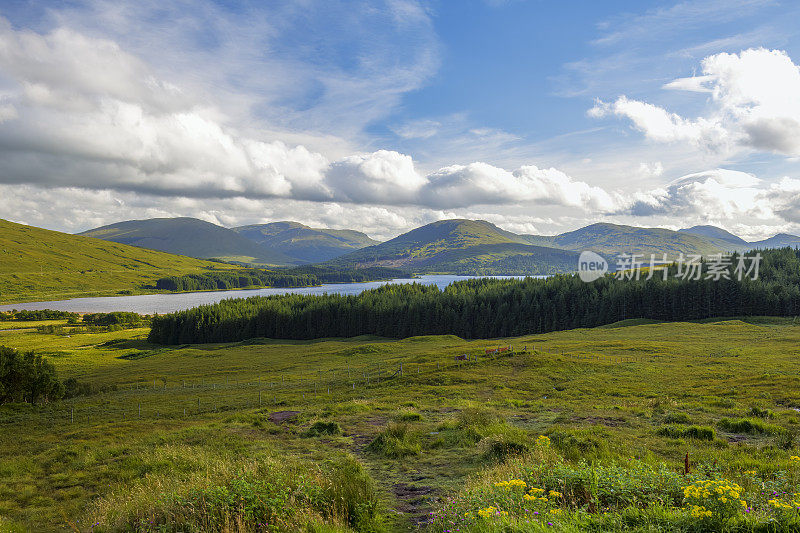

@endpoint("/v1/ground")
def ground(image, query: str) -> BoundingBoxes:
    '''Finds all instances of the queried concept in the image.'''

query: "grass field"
[2,317,800,531]
[0,219,239,304]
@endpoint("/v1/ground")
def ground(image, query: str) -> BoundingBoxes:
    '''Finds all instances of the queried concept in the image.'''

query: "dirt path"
[348,416,438,530]
[392,481,435,529]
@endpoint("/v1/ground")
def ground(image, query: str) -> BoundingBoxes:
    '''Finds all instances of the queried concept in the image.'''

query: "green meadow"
[2,317,800,531]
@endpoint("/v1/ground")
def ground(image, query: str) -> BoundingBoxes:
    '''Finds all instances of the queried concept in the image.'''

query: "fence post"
[138,403,141,418]
[71,408,74,423]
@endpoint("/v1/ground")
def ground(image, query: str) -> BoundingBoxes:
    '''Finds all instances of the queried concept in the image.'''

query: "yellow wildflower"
[477,507,497,519]
[689,505,713,518]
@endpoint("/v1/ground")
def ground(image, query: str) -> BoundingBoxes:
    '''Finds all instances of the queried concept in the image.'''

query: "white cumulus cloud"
[590,48,800,157]
[623,168,772,220]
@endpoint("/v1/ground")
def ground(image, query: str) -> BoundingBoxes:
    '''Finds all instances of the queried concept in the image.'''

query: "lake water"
[0,274,532,314]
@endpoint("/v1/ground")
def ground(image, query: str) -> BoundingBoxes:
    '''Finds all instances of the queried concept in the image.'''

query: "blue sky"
[0,0,799,240]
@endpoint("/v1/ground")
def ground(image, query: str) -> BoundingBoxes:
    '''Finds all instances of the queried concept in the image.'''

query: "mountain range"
[80,218,378,265]
[77,217,800,275]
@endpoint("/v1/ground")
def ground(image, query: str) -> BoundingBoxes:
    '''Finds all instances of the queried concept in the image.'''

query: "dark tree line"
[149,249,800,345]
[0,310,79,321]
[82,312,148,327]
[154,266,407,292]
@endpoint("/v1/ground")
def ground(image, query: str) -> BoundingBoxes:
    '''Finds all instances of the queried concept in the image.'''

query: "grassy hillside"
[233,221,379,263]
[751,233,800,248]
[328,219,784,276]
[329,219,577,274]
[0,219,238,303]
[80,217,293,265]
[3,318,800,530]
[550,222,731,257]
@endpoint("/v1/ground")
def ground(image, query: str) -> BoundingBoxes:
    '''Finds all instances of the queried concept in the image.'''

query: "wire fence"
[0,347,663,429]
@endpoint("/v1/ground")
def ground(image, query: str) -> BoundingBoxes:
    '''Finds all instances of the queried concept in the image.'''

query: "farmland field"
[2,317,800,531]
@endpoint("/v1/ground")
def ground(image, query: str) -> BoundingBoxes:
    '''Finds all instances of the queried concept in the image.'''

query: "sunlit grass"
[2,317,800,530]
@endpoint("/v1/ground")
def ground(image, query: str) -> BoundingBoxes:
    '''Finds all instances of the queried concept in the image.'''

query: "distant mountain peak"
[678,225,747,245]
[232,221,378,263]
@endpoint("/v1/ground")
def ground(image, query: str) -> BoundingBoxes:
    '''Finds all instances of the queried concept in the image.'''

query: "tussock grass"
[304,420,342,437]
[87,449,381,532]
[718,417,783,436]
[662,412,692,424]
[657,425,716,441]
[366,423,422,458]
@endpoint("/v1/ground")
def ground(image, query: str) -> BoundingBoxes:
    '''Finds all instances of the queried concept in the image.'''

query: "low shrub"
[62,378,117,398]
[35,324,66,335]
[82,312,148,328]
[6,310,78,321]
[304,421,342,437]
